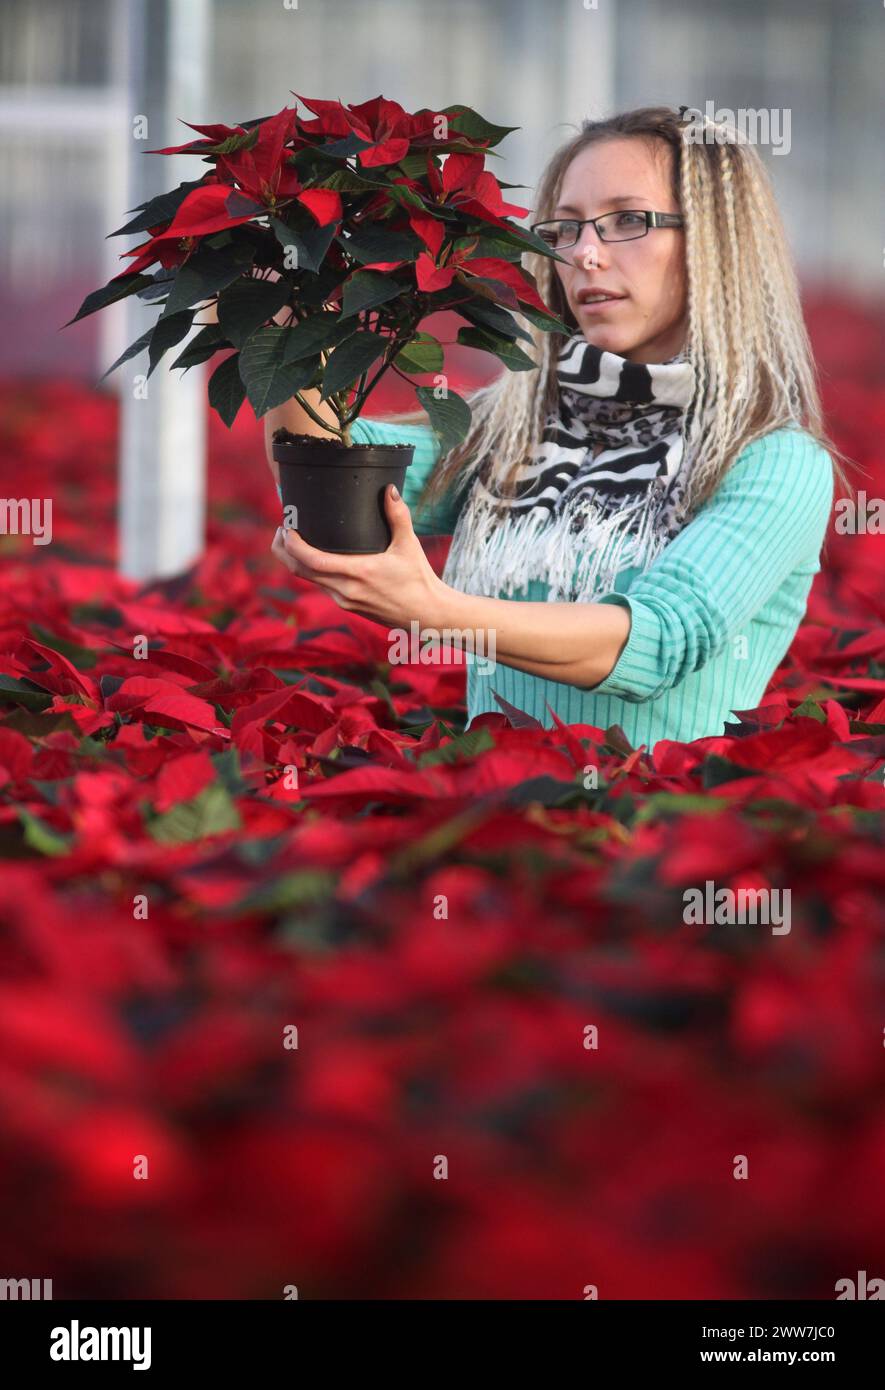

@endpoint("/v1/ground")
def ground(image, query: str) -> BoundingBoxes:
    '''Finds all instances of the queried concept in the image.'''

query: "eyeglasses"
[531,210,684,249]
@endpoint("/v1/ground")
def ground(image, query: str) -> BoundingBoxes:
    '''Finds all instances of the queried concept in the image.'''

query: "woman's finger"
[271,526,301,573]
[282,526,361,579]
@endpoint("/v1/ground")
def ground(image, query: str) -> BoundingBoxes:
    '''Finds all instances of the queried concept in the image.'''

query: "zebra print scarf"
[442,332,699,604]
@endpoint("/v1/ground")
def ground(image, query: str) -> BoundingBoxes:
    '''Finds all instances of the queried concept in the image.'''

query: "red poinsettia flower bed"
[0,296,883,1300]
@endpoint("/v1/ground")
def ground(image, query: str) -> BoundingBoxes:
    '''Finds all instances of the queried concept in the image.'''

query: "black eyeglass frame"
[530,210,685,248]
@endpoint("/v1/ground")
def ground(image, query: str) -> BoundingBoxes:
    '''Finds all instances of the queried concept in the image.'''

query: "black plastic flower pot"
[273,435,414,554]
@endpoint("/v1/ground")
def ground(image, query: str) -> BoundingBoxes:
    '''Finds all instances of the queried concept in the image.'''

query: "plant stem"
[342,317,422,427]
[291,390,344,439]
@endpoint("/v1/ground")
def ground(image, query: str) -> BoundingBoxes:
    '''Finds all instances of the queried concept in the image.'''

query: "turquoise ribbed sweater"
[281,418,834,750]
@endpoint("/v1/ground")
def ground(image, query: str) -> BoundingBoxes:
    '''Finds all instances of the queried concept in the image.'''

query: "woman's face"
[551,137,688,363]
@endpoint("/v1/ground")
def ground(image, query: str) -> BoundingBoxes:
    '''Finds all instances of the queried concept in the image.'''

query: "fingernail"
[390,484,400,501]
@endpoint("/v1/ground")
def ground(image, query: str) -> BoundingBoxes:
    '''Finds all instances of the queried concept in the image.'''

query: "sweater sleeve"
[587,427,834,703]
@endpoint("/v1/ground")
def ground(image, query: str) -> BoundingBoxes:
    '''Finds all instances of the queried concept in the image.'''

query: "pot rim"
[273,441,413,468]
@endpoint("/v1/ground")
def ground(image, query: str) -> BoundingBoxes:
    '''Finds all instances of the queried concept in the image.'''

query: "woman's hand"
[271,484,449,630]
[271,485,632,689]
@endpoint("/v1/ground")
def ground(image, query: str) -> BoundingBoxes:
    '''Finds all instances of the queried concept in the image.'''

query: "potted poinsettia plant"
[69,94,568,552]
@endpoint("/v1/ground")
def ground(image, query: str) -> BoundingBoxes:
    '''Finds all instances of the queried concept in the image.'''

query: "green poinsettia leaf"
[503,776,587,808]
[147,309,195,376]
[415,385,472,454]
[340,269,405,319]
[458,299,532,343]
[201,126,260,156]
[457,271,521,310]
[171,322,230,370]
[270,215,338,275]
[100,326,155,381]
[234,870,336,913]
[65,273,153,327]
[440,105,520,148]
[148,783,242,844]
[134,269,177,305]
[513,300,572,335]
[396,152,434,179]
[378,181,427,213]
[108,178,205,237]
[635,793,731,822]
[418,726,496,766]
[317,131,375,160]
[320,332,386,398]
[0,675,54,711]
[337,225,424,265]
[208,353,247,427]
[456,325,536,371]
[412,137,502,159]
[311,166,383,194]
[279,313,355,363]
[161,240,256,316]
[238,326,321,416]
[793,697,827,723]
[700,756,762,789]
[465,224,565,262]
[18,808,72,857]
[217,277,291,349]
[394,332,444,374]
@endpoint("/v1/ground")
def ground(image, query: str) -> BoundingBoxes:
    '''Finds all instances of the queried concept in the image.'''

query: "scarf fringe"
[443,484,672,604]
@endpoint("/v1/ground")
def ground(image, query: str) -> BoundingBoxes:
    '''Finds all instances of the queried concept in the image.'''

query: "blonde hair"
[391,105,854,540]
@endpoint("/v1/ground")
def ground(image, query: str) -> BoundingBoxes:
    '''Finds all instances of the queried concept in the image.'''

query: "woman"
[268,105,849,750]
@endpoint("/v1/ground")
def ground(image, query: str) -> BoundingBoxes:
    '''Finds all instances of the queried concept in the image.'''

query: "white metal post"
[118,0,211,581]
